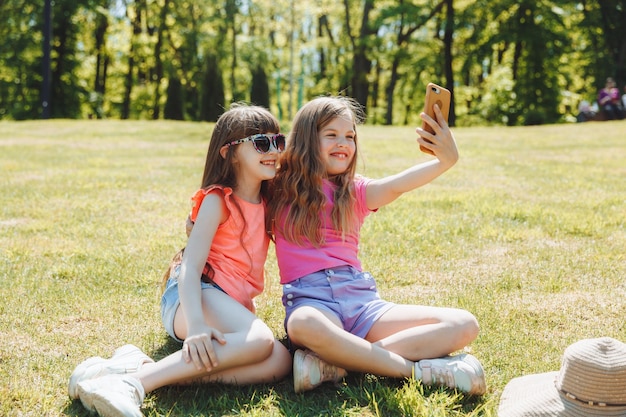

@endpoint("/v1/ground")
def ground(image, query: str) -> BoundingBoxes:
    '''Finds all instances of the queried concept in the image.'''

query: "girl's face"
[229,132,281,184]
[318,113,356,177]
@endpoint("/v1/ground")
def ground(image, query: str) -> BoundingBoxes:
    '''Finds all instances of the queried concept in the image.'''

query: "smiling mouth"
[261,160,276,166]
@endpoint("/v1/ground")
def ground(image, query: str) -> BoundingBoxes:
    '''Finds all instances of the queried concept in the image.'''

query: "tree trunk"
[344,0,375,112]
[385,57,400,125]
[152,0,170,120]
[443,0,455,126]
[122,1,143,119]
[225,0,239,102]
[94,13,108,95]
[383,0,444,125]
[92,11,108,119]
[51,11,69,118]
[371,60,381,124]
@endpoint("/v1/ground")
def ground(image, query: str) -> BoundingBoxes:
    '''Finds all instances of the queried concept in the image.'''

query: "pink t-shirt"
[190,186,268,312]
[275,177,373,284]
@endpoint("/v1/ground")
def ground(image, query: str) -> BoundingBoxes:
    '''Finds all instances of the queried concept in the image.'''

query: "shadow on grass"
[62,339,489,417]
[146,375,488,416]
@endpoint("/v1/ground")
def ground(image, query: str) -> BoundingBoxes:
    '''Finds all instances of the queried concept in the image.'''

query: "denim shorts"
[282,266,395,339]
[160,265,225,342]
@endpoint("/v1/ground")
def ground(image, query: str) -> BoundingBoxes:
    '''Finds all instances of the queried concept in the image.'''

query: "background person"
[597,77,624,120]
[576,100,596,122]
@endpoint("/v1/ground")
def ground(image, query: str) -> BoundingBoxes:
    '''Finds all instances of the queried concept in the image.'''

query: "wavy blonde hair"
[268,96,364,246]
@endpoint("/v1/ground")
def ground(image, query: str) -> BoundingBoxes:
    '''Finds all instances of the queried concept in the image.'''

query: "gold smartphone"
[420,83,451,155]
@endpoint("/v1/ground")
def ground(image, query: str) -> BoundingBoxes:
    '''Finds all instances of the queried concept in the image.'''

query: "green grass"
[1,119,624,416]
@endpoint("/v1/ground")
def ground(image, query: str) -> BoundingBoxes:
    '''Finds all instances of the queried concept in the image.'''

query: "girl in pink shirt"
[69,105,291,417]
[269,96,486,396]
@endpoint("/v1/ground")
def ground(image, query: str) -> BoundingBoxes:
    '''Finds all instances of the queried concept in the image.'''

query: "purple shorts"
[282,266,395,339]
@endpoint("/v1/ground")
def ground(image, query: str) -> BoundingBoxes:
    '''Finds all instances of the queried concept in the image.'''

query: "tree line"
[1,0,624,126]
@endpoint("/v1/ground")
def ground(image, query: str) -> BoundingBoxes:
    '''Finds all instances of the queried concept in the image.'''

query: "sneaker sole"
[459,354,486,395]
[92,391,143,417]
[76,380,99,413]
[293,350,308,393]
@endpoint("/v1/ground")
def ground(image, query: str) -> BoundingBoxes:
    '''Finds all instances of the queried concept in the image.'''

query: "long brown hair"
[162,104,280,291]
[268,96,364,246]
[201,103,280,194]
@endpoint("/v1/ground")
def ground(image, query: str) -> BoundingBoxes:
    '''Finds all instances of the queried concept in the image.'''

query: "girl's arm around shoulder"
[365,105,458,210]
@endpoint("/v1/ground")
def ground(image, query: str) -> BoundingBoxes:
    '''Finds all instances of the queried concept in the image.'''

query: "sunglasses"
[226,133,286,154]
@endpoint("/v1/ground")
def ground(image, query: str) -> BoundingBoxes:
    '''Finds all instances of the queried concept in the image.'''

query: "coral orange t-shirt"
[190,185,268,313]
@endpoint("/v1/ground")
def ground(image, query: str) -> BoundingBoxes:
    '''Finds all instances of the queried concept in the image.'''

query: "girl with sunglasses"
[268,96,486,396]
[69,105,291,417]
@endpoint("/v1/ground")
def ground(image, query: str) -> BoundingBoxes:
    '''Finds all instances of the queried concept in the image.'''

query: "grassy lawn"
[0,119,624,416]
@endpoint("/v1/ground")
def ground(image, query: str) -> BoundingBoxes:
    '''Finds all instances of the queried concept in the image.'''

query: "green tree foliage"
[577,1,626,88]
[1,0,625,125]
[0,0,84,119]
[0,0,41,120]
[457,0,581,125]
[376,1,445,125]
[50,0,91,118]
[506,1,567,125]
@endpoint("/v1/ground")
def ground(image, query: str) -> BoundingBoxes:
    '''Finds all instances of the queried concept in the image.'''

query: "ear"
[219,145,229,159]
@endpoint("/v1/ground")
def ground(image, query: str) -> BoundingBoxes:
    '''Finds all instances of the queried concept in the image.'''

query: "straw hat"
[498,337,626,416]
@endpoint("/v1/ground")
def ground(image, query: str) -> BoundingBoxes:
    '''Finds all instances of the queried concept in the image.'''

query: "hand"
[416,104,459,169]
[182,325,227,371]
[185,215,194,237]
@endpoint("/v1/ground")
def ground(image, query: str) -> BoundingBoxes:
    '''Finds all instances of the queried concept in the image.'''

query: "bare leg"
[135,340,292,392]
[287,306,413,378]
[287,304,479,378]
[134,288,291,393]
[365,304,479,361]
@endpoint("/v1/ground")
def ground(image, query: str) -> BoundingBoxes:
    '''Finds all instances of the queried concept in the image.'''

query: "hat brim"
[498,372,626,417]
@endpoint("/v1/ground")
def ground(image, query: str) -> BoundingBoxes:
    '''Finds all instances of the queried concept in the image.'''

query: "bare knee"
[456,310,480,346]
[287,313,319,344]
[287,309,337,348]
[246,320,277,361]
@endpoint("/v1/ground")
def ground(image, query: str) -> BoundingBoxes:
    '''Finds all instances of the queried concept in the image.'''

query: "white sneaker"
[415,353,486,395]
[293,349,347,393]
[77,374,144,417]
[68,344,153,400]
